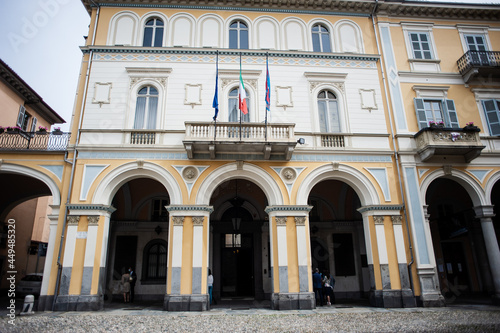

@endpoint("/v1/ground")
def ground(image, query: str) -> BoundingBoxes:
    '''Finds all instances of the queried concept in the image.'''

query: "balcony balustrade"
[414,126,485,162]
[457,50,500,83]
[0,131,70,151]
[183,122,297,160]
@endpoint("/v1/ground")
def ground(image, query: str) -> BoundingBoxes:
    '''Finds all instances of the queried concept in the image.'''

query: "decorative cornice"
[265,205,313,214]
[83,46,380,62]
[87,215,100,226]
[192,216,204,226]
[66,204,117,213]
[295,216,306,226]
[373,216,385,225]
[172,216,185,225]
[166,205,214,213]
[357,205,404,214]
[67,215,80,226]
[275,216,287,226]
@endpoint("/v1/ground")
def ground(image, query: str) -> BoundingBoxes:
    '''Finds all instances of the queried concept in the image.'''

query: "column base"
[164,294,209,311]
[53,295,103,311]
[271,292,315,310]
[369,289,417,308]
[37,295,55,311]
[417,266,446,307]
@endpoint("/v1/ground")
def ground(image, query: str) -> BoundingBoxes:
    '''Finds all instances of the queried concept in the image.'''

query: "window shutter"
[482,99,500,136]
[414,98,427,129]
[30,117,38,132]
[17,105,26,127]
[444,99,459,128]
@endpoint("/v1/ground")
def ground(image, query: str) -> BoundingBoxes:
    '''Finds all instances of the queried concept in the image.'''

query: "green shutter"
[16,105,26,127]
[482,99,500,136]
[444,99,459,128]
[414,98,427,129]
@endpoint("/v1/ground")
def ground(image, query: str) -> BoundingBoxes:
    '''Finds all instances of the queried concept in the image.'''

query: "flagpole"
[265,52,268,143]
[239,52,242,142]
[214,50,218,141]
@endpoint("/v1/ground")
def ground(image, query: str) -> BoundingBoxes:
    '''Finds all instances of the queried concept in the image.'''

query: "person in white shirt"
[208,269,214,305]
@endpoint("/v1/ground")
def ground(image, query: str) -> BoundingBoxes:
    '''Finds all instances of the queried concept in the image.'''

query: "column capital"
[87,215,100,226]
[391,215,403,225]
[373,215,385,225]
[192,216,204,226]
[275,216,287,226]
[172,216,185,226]
[67,215,80,226]
[473,205,495,219]
[294,216,306,226]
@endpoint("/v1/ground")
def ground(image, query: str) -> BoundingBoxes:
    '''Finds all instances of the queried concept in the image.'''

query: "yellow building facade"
[1,1,499,312]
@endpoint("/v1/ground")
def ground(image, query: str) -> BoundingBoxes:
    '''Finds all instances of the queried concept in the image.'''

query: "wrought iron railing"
[0,131,70,151]
[457,50,500,75]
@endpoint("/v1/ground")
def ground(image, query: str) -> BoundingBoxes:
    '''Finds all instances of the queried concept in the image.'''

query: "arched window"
[143,18,164,47]
[317,90,340,132]
[142,239,167,283]
[134,86,158,129]
[229,21,249,49]
[312,24,331,52]
[228,87,250,122]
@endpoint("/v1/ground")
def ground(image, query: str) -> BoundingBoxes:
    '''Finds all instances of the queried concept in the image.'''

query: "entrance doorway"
[221,233,254,298]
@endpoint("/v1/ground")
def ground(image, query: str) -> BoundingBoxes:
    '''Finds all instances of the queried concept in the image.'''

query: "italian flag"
[239,69,248,115]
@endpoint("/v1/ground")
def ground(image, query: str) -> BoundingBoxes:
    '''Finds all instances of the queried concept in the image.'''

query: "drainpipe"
[52,0,100,310]
[371,0,416,302]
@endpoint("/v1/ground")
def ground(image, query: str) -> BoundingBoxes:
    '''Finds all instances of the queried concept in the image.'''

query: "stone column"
[391,215,416,307]
[164,205,213,311]
[474,205,500,304]
[54,215,79,311]
[78,215,100,310]
[265,206,314,310]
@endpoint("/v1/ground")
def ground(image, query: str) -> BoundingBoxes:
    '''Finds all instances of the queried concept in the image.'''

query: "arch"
[127,79,166,130]
[0,163,61,206]
[195,162,284,206]
[420,168,486,207]
[307,19,334,52]
[281,17,307,51]
[138,12,168,47]
[485,170,500,205]
[334,20,364,53]
[296,164,380,207]
[197,14,224,48]
[107,11,140,46]
[93,161,182,206]
[254,16,280,50]
[310,83,349,133]
[169,13,196,47]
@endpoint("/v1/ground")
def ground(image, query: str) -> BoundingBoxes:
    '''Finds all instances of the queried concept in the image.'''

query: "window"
[228,87,250,122]
[134,86,158,129]
[229,21,248,49]
[482,99,500,136]
[143,18,164,47]
[151,198,169,222]
[409,32,433,59]
[312,24,331,52]
[317,90,340,133]
[414,98,459,129]
[142,239,167,282]
[16,105,31,131]
[465,34,489,66]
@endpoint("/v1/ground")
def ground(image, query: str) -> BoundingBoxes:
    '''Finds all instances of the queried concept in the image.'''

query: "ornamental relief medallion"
[182,166,198,181]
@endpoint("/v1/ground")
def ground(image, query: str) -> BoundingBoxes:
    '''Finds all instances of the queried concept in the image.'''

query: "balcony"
[183,122,297,160]
[0,131,70,151]
[414,126,485,162]
[457,50,500,83]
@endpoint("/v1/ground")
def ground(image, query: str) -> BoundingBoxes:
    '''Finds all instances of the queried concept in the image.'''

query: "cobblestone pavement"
[1,302,500,333]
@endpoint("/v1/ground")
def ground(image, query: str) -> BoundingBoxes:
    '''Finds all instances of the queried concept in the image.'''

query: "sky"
[0,0,499,131]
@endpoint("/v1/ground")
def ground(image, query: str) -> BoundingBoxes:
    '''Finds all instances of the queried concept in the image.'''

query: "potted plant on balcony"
[429,121,444,129]
[52,127,62,135]
[37,126,48,134]
[463,122,479,131]
[6,126,21,133]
